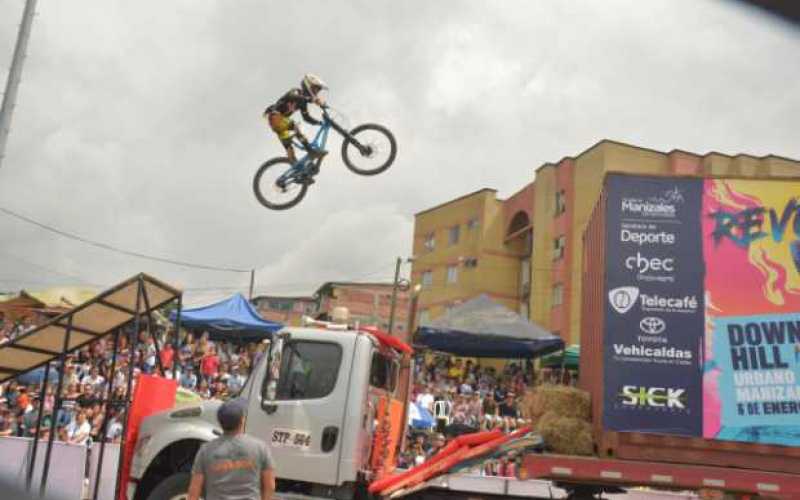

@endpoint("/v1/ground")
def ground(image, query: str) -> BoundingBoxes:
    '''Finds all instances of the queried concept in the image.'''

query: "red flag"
[118,374,177,500]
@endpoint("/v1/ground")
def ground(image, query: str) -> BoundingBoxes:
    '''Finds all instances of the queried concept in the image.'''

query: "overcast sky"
[0,0,798,305]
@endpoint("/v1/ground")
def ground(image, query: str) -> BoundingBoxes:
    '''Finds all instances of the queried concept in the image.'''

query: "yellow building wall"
[530,165,556,327]
[412,189,521,322]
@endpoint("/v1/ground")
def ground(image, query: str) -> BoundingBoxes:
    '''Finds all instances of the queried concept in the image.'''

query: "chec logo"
[625,252,675,274]
[639,316,666,335]
[608,286,639,314]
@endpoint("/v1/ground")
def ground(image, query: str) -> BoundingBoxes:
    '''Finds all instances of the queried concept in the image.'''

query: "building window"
[466,217,480,230]
[553,235,566,261]
[555,189,566,215]
[448,225,460,246]
[446,265,458,284]
[424,232,436,251]
[421,271,433,288]
[552,283,564,307]
[419,309,430,325]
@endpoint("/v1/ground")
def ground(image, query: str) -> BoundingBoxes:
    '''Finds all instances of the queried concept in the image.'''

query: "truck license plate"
[271,428,312,450]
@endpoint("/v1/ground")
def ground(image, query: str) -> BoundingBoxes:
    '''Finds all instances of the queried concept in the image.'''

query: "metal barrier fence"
[0,436,120,500]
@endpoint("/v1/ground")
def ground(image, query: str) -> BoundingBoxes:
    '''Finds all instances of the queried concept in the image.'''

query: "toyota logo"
[639,316,666,335]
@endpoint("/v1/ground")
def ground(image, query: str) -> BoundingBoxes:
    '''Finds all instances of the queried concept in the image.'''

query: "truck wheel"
[146,472,191,500]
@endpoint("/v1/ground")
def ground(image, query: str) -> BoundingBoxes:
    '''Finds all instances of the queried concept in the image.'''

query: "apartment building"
[411,139,800,344]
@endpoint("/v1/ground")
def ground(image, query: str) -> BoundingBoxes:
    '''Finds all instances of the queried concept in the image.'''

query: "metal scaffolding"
[0,273,182,498]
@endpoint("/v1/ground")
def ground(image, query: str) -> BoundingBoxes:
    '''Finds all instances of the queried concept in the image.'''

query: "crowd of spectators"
[0,315,265,447]
[397,354,533,471]
[0,315,37,345]
[1,314,544,478]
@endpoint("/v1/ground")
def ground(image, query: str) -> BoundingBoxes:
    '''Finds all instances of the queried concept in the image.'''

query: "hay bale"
[522,384,590,423]
[537,411,594,456]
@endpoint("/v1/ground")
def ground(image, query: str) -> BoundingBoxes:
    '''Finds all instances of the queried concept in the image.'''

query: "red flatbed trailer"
[520,453,800,499]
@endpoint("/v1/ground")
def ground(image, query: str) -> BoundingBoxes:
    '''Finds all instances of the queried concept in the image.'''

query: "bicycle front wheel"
[253,158,308,210]
[341,123,397,176]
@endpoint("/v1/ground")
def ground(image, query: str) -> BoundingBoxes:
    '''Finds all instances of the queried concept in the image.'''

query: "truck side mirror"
[262,332,287,413]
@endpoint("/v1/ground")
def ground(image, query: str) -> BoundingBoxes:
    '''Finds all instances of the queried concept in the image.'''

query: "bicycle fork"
[329,120,371,156]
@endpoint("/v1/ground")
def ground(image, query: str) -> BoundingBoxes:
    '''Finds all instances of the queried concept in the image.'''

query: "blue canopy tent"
[170,293,282,342]
[416,294,563,358]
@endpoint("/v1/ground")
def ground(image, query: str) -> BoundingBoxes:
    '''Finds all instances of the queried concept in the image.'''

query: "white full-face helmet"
[301,73,328,98]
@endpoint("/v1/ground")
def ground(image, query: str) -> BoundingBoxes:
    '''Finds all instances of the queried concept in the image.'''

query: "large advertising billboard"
[603,175,800,446]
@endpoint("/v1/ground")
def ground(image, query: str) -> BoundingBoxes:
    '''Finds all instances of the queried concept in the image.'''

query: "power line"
[0,251,398,296]
[0,250,103,287]
[0,205,251,273]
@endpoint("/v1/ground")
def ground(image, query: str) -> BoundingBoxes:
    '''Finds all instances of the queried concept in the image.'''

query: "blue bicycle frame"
[276,115,333,186]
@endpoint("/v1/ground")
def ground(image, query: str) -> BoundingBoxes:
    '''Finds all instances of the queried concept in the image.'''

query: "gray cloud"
[0,0,798,303]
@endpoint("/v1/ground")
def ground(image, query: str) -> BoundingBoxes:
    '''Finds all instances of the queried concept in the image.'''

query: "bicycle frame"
[276,109,361,186]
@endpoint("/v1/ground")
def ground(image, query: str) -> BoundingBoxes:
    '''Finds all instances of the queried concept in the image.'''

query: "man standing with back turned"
[188,398,275,500]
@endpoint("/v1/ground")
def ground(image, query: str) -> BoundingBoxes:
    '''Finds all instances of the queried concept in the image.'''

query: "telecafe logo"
[608,286,639,314]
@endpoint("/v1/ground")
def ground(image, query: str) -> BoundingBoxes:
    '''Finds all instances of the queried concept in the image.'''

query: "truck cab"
[129,325,409,500]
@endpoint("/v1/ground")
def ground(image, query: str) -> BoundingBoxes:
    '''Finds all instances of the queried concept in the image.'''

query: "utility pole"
[248,269,255,300]
[387,257,402,334]
[0,0,38,171]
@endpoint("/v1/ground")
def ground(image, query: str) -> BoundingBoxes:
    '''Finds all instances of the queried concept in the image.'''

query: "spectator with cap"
[188,398,274,500]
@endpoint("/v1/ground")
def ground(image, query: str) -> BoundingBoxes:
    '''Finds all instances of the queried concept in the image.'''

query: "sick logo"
[609,286,639,314]
[620,385,686,409]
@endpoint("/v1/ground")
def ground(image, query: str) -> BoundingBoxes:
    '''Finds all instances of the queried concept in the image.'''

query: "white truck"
[128,325,754,500]
[128,325,410,500]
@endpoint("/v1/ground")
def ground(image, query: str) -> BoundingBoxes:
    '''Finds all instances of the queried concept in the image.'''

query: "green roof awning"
[541,344,579,369]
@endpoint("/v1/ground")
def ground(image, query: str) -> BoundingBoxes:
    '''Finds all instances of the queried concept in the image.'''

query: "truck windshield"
[272,340,342,400]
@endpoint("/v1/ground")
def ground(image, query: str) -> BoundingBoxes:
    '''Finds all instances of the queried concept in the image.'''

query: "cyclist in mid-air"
[264,74,328,166]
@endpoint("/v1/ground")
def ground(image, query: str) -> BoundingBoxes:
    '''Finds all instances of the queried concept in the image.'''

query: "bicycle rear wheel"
[253,158,308,210]
[341,123,397,176]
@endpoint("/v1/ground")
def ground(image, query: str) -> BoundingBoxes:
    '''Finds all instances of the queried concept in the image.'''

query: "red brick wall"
[321,284,411,342]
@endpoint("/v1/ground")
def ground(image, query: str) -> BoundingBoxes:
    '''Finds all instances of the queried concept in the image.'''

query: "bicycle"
[253,105,397,210]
